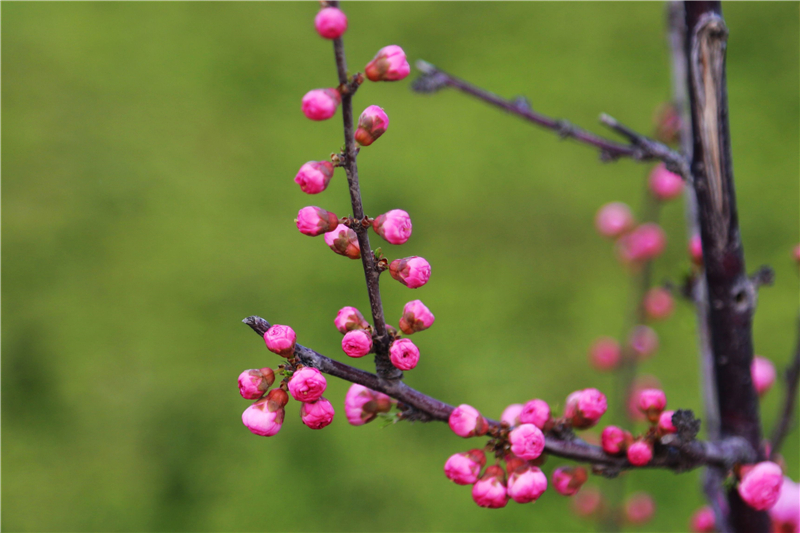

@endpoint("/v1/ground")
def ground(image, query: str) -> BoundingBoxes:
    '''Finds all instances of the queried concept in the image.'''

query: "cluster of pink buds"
[344,383,394,425]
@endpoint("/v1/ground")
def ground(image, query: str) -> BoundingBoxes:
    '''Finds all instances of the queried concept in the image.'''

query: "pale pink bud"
[398,299,435,334]
[472,465,508,509]
[343,384,392,426]
[444,449,486,485]
[242,397,285,436]
[300,397,335,429]
[638,388,667,422]
[617,223,667,264]
[314,7,347,39]
[509,423,546,460]
[689,235,704,266]
[573,486,603,517]
[643,287,674,321]
[565,388,608,429]
[627,440,653,466]
[589,337,621,371]
[628,375,662,421]
[324,224,361,259]
[628,325,659,360]
[288,366,327,402]
[301,88,341,121]
[648,163,684,201]
[519,399,551,430]
[263,325,296,358]
[501,404,524,427]
[364,45,410,82]
[373,209,412,245]
[334,306,370,334]
[449,404,489,438]
[389,338,419,371]
[690,506,716,533]
[751,356,776,397]
[507,465,548,504]
[389,256,431,289]
[601,426,631,455]
[769,477,800,532]
[595,202,635,239]
[295,161,335,195]
[238,368,275,399]
[625,492,656,525]
[342,329,372,358]
[552,466,588,496]
[296,206,340,237]
[354,105,389,146]
[738,461,784,511]
[658,410,677,434]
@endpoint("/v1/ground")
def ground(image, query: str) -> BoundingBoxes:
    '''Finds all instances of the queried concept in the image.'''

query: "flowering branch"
[770,315,800,459]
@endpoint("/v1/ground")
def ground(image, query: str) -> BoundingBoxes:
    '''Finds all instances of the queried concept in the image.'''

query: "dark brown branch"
[770,315,800,458]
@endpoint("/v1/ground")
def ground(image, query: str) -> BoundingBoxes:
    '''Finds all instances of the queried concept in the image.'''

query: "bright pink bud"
[507,465,548,504]
[738,461,784,511]
[751,356,776,397]
[625,492,656,525]
[389,256,431,289]
[638,388,667,422]
[342,329,372,358]
[643,287,674,321]
[372,209,412,245]
[354,105,389,146]
[324,224,361,259]
[472,465,508,509]
[552,466,588,496]
[288,366,327,402]
[627,440,653,466]
[300,397,335,429]
[519,399,551,430]
[501,404,524,427]
[601,426,630,455]
[301,88,341,121]
[565,388,608,429]
[334,306,370,334]
[398,299,435,334]
[648,163,684,201]
[573,486,603,517]
[617,223,667,264]
[389,338,420,371]
[769,477,800,532]
[628,375,662,421]
[238,368,275,399]
[343,384,393,426]
[595,202,635,239]
[628,325,659,360]
[449,404,489,438]
[689,506,716,533]
[264,325,297,358]
[296,206,340,237]
[658,410,677,434]
[364,45,410,82]
[689,235,704,266]
[509,423,546,460]
[444,449,486,485]
[242,397,285,436]
[589,337,621,371]
[295,161,335,195]
[314,7,347,39]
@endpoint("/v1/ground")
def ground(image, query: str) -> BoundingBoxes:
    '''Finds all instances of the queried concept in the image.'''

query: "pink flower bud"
[324,224,361,259]
[643,287,674,321]
[314,7,347,39]
[344,384,393,426]
[264,325,297,358]
[565,388,608,429]
[519,399,551,430]
[449,404,489,438]
[507,465,548,504]
[638,388,667,422]
[501,404,524,427]
[294,161,335,195]
[573,486,603,517]
[398,299,435,334]
[658,410,677,434]
[626,440,653,466]
[472,465,508,509]
[617,223,667,264]
[300,397,335,429]
[242,397,285,436]
[389,256,431,289]
[334,306,370,334]
[301,88,341,121]
[628,375,662,421]
[372,209,412,245]
[389,338,420,371]
[738,461,784,510]
[509,423,545,460]
[354,105,389,146]
[364,45,410,82]
[628,325,659,360]
[288,366,327,402]
[444,449,486,485]
[238,368,275,399]
[690,506,716,533]
[625,492,656,525]
[648,163,684,201]
[595,202,635,239]
[751,356,776,397]
[689,235,704,266]
[296,206,340,236]
[589,337,621,371]
[342,329,372,358]
[552,466,588,496]
[769,477,800,532]
[601,426,631,455]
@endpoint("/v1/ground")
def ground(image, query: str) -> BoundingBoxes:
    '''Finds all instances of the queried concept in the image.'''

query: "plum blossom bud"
[238,368,275,399]
[389,338,419,371]
[625,492,656,525]
[626,440,653,466]
[628,325,659,360]
[295,161,334,195]
[501,404,524,427]
[643,287,674,321]
[342,329,372,358]
[472,465,508,509]
[314,7,347,39]
[751,356,776,397]
[573,486,603,517]
[658,410,677,434]
[507,465,548,504]
[364,45,410,82]
[296,206,340,237]
[628,375,662,421]
[325,224,361,259]
[264,325,296,358]
[552,466,588,496]
[398,299,435,334]
[449,404,489,438]
[690,506,716,533]
[509,424,546,460]
[334,306,370,334]
[242,396,285,436]
[444,449,486,485]
[595,202,635,239]
[689,235,704,266]
[648,163,684,201]
[589,337,621,371]
[301,88,341,121]
[300,397,335,429]
[601,426,631,455]
[769,477,800,532]
[354,105,389,146]
[288,366,327,402]
[638,388,667,423]
[519,399,551,430]
[617,223,667,264]
[565,388,608,429]
[343,384,393,426]
[737,461,783,510]
[389,256,431,289]
[372,209,412,245]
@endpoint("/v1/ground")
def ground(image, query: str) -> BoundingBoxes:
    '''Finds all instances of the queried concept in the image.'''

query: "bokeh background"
[3,2,798,532]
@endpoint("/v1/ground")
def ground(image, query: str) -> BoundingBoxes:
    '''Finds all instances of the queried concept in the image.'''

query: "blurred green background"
[3,2,798,532]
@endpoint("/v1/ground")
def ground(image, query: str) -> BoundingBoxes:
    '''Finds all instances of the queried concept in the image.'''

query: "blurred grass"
[2,2,798,532]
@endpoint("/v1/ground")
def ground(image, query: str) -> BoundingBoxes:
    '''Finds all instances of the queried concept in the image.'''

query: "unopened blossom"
[751,356,776,397]
[444,449,486,485]
[573,486,603,517]
[344,384,393,426]
[565,388,608,429]
[472,465,508,509]
[507,465,548,504]
[448,404,489,438]
[242,390,288,437]
[638,388,667,422]
[601,425,631,455]
[398,299,435,334]
[648,163,684,201]
[589,337,621,371]
[364,45,410,82]
[264,324,297,358]
[595,202,635,239]
[737,461,783,511]
[625,492,656,525]
[519,399,551,430]
[314,7,347,39]
[342,329,372,358]
[389,256,431,289]
[295,161,335,195]
[769,477,800,533]
[300,397,335,429]
[617,223,667,264]
[690,506,716,533]
[643,287,674,321]
[501,404,524,427]
[354,105,389,146]
[509,424,545,460]
[296,206,340,237]
[389,338,420,371]
[325,224,361,259]
[628,325,659,360]
[628,375,662,421]
[552,466,588,496]
[288,366,327,402]
[334,306,370,334]
[238,368,275,399]
[373,209,412,245]
[301,88,341,121]
[689,235,703,266]
[658,410,677,434]
[627,440,653,466]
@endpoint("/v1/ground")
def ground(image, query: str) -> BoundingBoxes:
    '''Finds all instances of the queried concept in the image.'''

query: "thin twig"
[770,315,800,458]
